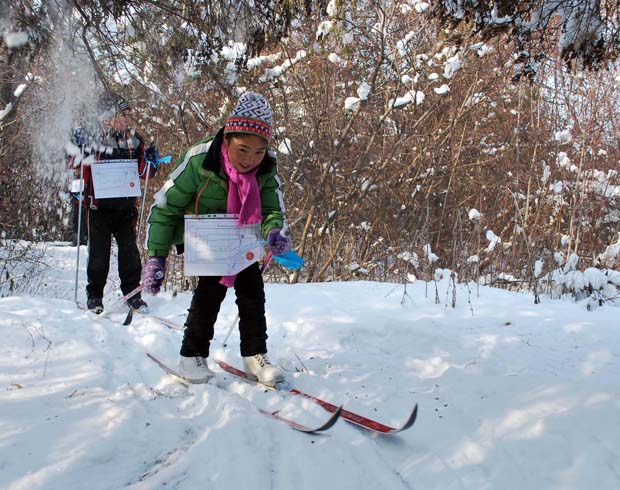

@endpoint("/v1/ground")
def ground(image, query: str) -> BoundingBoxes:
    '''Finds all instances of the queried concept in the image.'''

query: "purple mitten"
[267,228,292,256]
[142,256,166,295]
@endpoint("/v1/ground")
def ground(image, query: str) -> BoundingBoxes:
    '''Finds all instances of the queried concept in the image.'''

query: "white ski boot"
[179,355,215,383]
[242,353,284,387]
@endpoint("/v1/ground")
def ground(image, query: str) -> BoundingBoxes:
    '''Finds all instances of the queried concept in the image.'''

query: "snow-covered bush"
[0,239,48,296]
[541,252,620,309]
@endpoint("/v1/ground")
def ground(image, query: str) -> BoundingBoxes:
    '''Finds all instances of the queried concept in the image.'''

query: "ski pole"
[137,159,152,242]
[122,271,165,326]
[137,156,171,243]
[222,252,273,348]
[73,151,85,303]
[99,284,145,319]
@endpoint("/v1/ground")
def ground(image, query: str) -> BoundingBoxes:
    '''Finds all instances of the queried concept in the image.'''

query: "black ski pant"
[86,206,142,300]
[180,262,267,358]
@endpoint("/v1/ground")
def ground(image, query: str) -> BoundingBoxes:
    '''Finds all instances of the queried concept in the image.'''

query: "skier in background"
[76,97,159,314]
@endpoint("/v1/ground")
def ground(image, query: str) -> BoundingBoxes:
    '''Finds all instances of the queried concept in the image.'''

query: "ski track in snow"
[1,244,620,489]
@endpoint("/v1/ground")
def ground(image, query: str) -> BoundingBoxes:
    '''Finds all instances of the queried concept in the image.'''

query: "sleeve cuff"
[148,249,169,258]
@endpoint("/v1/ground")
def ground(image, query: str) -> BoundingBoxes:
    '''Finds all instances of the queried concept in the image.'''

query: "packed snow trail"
[1,244,619,489]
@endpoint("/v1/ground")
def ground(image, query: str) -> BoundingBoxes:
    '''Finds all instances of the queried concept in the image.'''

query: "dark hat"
[117,97,132,112]
[224,92,273,141]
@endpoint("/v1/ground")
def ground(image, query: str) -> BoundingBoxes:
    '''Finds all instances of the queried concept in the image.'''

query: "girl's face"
[225,133,268,173]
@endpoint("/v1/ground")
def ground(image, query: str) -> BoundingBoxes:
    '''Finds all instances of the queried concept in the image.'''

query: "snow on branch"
[433,1,617,76]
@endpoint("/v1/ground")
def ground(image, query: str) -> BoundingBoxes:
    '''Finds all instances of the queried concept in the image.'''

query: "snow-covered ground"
[1,244,619,490]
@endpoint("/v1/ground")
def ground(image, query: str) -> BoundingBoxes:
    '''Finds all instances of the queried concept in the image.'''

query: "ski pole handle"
[261,252,273,273]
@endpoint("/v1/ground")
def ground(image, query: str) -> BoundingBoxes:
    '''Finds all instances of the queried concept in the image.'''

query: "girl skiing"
[141,92,291,386]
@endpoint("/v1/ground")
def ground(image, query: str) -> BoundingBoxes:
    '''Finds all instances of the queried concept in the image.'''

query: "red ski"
[215,359,418,435]
[136,313,183,331]
[146,352,341,433]
[139,314,418,435]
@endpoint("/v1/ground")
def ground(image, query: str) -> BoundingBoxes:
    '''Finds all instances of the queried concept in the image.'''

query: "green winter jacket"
[146,128,285,257]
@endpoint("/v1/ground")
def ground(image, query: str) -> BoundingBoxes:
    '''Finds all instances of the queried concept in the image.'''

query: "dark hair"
[117,97,132,112]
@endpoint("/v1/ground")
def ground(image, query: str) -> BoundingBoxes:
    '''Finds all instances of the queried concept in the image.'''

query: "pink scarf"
[220,144,262,287]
